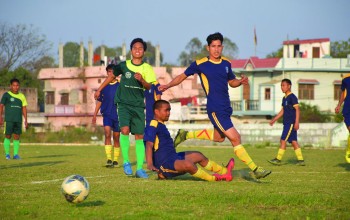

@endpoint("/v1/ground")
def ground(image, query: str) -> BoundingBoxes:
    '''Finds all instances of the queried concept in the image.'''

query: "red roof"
[283,38,330,45]
[231,57,280,69]
[297,79,319,84]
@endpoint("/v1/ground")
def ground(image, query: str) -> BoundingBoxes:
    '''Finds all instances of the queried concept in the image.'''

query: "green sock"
[120,134,130,164]
[135,139,145,170]
[13,140,20,155]
[4,138,10,155]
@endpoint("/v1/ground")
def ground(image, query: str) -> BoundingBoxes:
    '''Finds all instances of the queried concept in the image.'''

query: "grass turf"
[0,144,349,219]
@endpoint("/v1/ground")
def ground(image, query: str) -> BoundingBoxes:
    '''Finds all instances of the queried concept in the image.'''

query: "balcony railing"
[231,100,259,111]
[54,105,75,114]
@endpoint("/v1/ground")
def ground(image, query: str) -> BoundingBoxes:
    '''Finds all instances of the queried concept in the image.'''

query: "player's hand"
[240,75,249,85]
[92,117,96,125]
[24,120,28,129]
[94,91,100,100]
[335,105,341,114]
[147,164,159,173]
[269,120,275,126]
[294,122,299,131]
[134,72,143,82]
[158,85,168,92]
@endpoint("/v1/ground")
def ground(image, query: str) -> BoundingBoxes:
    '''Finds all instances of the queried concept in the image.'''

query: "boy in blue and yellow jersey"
[144,82,162,125]
[144,100,234,181]
[268,79,305,166]
[335,73,350,163]
[92,64,120,168]
[94,38,156,178]
[159,32,271,179]
[0,78,28,160]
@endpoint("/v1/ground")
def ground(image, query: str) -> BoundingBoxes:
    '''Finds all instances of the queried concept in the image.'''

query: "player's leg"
[4,122,12,159]
[173,126,224,148]
[345,117,350,163]
[102,117,113,167]
[184,151,227,174]
[112,117,121,167]
[118,104,133,175]
[12,122,22,159]
[292,141,305,166]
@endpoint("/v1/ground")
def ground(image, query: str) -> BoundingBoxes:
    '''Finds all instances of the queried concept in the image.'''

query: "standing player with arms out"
[92,64,121,168]
[144,100,234,181]
[94,38,157,178]
[0,78,28,160]
[335,73,350,163]
[159,32,271,179]
[268,79,305,166]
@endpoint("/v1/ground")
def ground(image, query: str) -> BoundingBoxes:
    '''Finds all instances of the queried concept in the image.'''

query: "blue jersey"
[184,57,235,113]
[282,92,299,124]
[97,81,119,119]
[341,74,350,115]
[144,83,162,123]
[144,120,176,168]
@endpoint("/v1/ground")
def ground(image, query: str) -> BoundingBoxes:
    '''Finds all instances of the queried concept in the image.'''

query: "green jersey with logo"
[113,60,156,107]
[0,91,27,122]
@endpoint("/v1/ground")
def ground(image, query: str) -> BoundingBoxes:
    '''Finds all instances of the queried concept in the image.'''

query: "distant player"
[144,100,234,181]
[92,64,120,168]
[0,78,28,160]
[144,81,162,125]
[268,78,305,166]
[335,73,350,163]
[159,32,271,179]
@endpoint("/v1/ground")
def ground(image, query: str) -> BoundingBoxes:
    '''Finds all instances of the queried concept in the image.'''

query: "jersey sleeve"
[142,64,156,83]
[144,120,158,143]
[0,93,8,105]
[184,61,199,77]
[20,94,28,107]
[154,84,162,95]
[113,63,123,77]
[341,79,346,91]
[292,94,299,107]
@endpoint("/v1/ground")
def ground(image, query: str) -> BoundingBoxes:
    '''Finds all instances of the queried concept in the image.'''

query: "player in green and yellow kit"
[94,38,156,178]
[0,78,28,160]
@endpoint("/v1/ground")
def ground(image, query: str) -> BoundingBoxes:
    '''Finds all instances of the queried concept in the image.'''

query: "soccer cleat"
[253,167,271,179]
[13,155,21,160]
[106,159,113,168]
[213,158,235,182]
[5,154,10,160]
[174,129,188,148]
[112,161,119,168]
[123,162,133,176]
[346,151,350,163]
[296,160,306,166]
[267,158,281,166]
[135,169,149,178]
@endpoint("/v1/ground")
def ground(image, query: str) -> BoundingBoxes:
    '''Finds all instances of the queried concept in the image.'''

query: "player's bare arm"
[335,90,345,114]
[228,75,249,88]
[23,106,28,129]
[294,105,300,130]
[270,108,284,126]
[0,104,4,125]
[159,73,188,92]
[134,72,151,90]
[145,141,158,172]
[94,72,115,100]
[92,101,102,124]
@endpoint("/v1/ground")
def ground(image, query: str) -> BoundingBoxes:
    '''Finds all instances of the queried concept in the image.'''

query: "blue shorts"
[208,109,234,132]
[158,152,186,179]
[281,124,297,143]
[103,115,120,132]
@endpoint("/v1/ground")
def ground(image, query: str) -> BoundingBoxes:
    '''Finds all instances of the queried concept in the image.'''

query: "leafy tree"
[299,102,331,123]
[0,23,52,70]
[266,47,283,58]
[331,38,350,58]
[63,42,87,67]
[222,37,238,59]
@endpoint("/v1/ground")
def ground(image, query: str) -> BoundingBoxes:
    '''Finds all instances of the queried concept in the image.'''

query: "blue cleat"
[13,155,21,160]
[5,154,10,160]
[135,169,149,178]
[123,162,133,176]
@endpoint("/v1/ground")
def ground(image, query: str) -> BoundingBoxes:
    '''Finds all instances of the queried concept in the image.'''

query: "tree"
[266,47,283,58]
[299,102,331,123]
[0,23,52,70]
[222,37,238,59]
[331,38,350,58]
[63,42,87,67]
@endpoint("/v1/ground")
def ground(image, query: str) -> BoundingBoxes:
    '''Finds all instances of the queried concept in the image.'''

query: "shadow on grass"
[0,161,65,169]
[337,163,350,171]
[28,154,75,159]
[76,200,105,207]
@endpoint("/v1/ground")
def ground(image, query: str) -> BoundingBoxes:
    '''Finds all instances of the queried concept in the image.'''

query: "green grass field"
[0,144,349,219]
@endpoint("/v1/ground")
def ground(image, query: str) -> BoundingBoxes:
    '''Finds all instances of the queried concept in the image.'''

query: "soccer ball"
[61,174,90,204]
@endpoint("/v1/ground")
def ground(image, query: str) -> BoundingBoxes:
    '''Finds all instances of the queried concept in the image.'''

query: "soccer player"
[144,81,162,125]
[92,64,120,168]
[268,79,305,166]
[0,78,28,160]
[94,38,157,178]
[144,100,234,181]
[159,32,271,179]
[335,73,350,163]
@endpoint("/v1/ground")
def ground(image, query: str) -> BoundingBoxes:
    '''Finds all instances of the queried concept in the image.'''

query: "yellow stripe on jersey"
[150,120,158,127]
[200,73,209,96]
[196,57,209,65]
[154,136,160,151]
[342,73,350,79]
[8,91,28,106]
[345,89,347,99]
[211,112,225,132]
[221,56,231,62]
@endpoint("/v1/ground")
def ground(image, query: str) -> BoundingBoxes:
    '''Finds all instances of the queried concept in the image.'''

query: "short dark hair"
[130,38,147,51]
[153,100,170,113]
[206,32,224,46]
[10,78,20,84]
[106,64,114,71]
[281,78,292,85]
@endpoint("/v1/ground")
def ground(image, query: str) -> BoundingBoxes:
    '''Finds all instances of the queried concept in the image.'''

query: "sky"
[0,0,349,65]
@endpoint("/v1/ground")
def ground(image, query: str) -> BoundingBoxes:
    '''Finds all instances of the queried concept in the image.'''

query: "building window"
[265,88,271,100]
[334,85,341,101]
[82,90,87,103]
[46,91,55,104]
[298,84,314,100]
[61,93,69,105]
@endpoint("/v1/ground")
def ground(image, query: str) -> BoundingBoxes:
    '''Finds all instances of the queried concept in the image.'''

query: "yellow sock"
[204,160,227,174]
[347,135,350,152]
[105,145,112,160]
[233,145,257,171]
[276,149,286,160]
[113,147,120,162]
[186,129,214,141]
[192,168,215,181]
[294,148,304,160]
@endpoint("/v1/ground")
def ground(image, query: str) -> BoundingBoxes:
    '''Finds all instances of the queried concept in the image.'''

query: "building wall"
[0,87,38,112]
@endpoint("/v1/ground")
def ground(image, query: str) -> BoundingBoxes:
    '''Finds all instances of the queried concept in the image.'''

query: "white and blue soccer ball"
[61,174,90,204]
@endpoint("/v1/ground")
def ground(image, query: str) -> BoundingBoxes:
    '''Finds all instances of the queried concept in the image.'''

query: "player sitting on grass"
[144,100,234,181]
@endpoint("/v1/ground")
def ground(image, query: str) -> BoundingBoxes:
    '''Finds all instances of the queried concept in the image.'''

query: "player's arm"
[22,106,28,129]
[134,72,152,90]
[335,90,345,114]
[294,105,300,130]
[92,101,102,125]
[94,72,116,100]
[228,74,249,88]
[145,141,158,172]
[0,103,4,125]
[270,108,284,126]
[159,73,188,92]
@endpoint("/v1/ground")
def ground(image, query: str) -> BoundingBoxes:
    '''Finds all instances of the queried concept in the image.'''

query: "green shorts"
[4,121,22,135]
[117,103,145,135]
